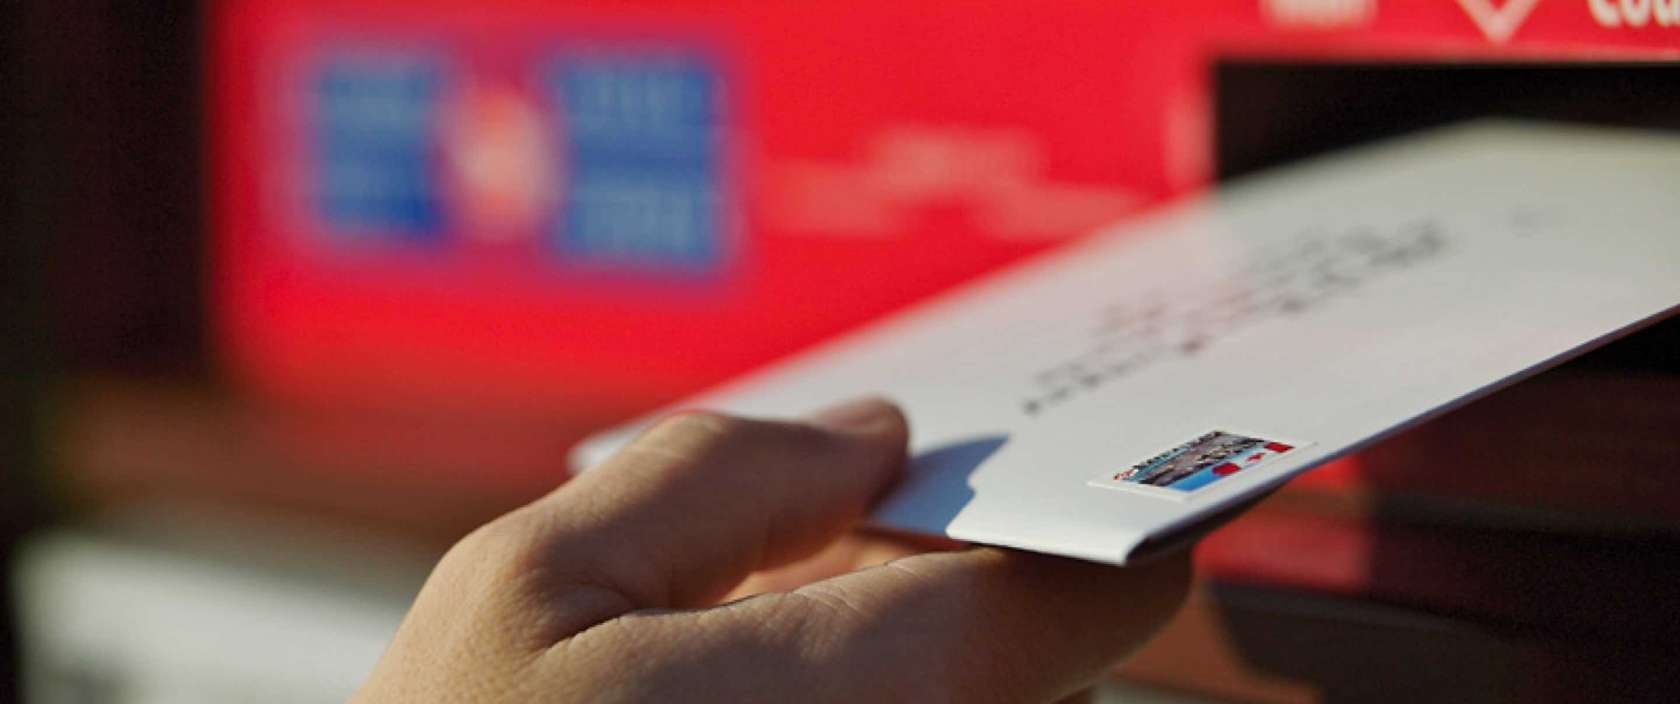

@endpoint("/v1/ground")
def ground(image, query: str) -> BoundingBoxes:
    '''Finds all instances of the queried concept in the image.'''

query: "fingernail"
[806,395,897,432]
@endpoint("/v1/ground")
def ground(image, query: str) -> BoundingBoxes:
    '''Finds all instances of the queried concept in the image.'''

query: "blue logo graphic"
[546,53,725,270]
[302,43,728,274]
[311,52,447,242]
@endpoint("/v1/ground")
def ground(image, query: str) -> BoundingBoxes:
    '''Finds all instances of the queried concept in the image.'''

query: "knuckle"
[647,409,757,452]
[443,512,540,576]
[640,409,835,463]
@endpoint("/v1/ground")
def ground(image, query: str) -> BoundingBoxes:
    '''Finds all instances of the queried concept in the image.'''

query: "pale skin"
[354,397,1190,703]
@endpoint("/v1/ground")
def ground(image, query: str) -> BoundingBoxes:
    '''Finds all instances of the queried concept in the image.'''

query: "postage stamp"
[1091,430,1305,499]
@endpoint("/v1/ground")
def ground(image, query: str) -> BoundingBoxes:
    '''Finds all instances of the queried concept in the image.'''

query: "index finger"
[484,397,908,642]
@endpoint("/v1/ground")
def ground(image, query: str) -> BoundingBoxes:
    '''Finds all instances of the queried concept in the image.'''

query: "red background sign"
[211,0,1680,432]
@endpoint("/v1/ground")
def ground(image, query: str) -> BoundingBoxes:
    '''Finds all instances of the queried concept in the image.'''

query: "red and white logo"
[1456,0,1544,42]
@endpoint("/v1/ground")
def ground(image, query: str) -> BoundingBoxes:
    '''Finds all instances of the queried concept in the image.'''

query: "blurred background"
[4,1,1680,702]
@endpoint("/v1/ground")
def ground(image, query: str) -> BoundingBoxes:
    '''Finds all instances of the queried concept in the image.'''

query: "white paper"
[573,121,1680,565]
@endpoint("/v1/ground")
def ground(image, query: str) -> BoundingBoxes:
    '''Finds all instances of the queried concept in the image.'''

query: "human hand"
[353,397,1190,703]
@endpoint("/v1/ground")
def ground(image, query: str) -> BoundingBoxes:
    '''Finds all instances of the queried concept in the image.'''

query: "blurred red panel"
[208,0,1680,451]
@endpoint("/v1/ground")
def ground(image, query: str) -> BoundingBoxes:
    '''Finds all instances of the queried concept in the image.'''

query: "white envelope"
[573,121,1680,565]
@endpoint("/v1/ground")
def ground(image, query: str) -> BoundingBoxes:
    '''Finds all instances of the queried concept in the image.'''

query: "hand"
[354,397,1190,703]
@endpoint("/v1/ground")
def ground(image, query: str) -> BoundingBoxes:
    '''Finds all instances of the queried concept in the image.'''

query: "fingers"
[721,530,941,600]
[797,547,1191,702]
[484,397,908,643]
[588,547,1190,703]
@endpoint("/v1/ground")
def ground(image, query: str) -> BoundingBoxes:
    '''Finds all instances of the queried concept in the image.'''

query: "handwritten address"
[1021,219,1448,416]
